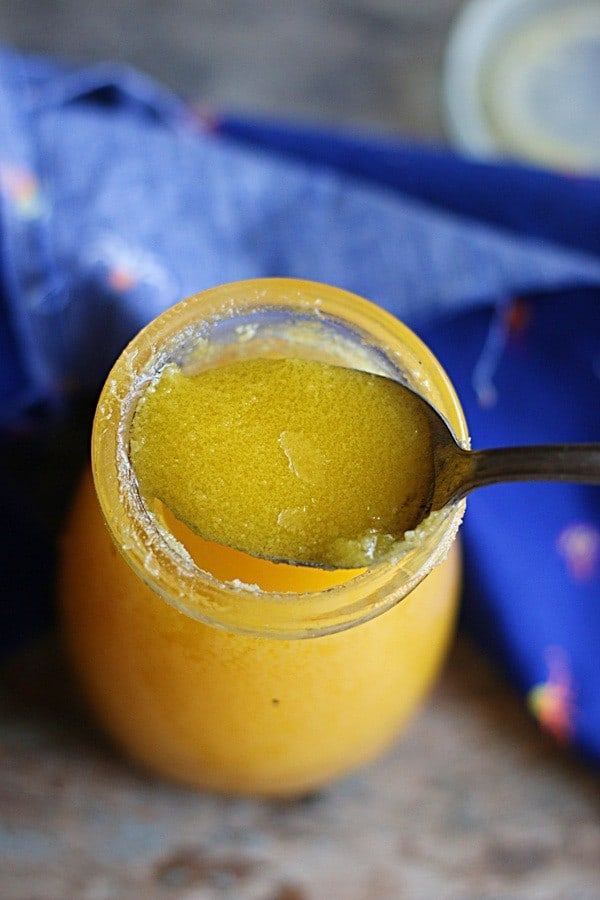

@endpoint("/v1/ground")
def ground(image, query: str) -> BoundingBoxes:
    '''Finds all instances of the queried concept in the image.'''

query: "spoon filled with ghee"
[130,357,600,570]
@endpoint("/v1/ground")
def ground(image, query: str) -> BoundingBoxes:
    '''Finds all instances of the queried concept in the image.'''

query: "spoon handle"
[436,443,600,509]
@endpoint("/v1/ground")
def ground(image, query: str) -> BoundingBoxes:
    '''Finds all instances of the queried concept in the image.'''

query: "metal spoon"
[424,412,600,520]
[138,362,600,570]
[279,376,600,568]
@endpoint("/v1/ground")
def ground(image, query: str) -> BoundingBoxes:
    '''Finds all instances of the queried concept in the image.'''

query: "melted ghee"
[130,358,434,568]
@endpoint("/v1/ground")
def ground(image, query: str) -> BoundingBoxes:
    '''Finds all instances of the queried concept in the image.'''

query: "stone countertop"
[2,634,599,900]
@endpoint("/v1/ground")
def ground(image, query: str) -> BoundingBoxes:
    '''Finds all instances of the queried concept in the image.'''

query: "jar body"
[59,279,467,796]
[61,471,460,795]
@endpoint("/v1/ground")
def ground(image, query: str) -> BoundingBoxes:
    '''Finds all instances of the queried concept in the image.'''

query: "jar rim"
[92,278,468,638]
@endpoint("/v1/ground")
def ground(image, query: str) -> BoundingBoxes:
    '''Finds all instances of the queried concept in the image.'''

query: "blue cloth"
[1,49,599,762]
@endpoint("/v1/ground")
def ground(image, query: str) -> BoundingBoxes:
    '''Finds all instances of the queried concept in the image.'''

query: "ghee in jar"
[130,357,435,569]
[59,278,467,797]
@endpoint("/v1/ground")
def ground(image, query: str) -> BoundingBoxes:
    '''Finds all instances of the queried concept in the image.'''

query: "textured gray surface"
[2,636,600,900]
[0,0,464,138]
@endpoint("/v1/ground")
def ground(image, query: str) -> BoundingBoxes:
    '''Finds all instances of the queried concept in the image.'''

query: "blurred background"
[0,0,465,141]
[0,0,470,553]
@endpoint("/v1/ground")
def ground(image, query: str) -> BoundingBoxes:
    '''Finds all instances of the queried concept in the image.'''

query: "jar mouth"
[92,278,468,639]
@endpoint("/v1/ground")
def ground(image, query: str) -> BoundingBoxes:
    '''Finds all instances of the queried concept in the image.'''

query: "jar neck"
[92,278,468,639]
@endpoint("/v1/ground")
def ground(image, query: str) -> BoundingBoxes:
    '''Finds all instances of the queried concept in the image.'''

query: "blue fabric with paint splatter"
[1,49,599,761]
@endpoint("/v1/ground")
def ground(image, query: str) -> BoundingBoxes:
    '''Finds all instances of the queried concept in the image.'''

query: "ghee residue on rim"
[129,357,435,569]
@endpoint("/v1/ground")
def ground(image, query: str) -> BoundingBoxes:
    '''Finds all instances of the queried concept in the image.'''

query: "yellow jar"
[59,278,468,797]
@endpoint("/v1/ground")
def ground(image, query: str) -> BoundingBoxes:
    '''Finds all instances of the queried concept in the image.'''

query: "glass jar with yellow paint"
[59,278,468,797]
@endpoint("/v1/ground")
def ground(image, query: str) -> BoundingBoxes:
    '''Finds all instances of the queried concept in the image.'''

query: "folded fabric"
[1,48,599,762]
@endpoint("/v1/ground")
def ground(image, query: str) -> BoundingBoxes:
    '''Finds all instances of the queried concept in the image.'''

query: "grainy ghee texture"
[130,357,434,568]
